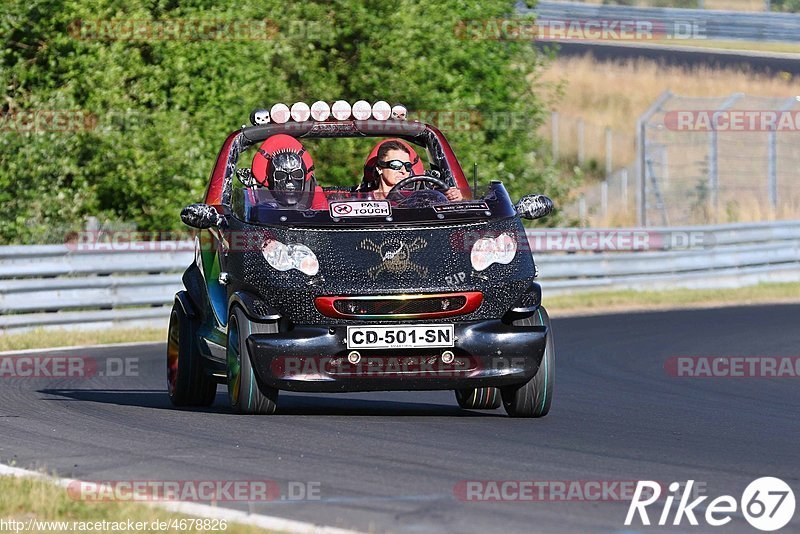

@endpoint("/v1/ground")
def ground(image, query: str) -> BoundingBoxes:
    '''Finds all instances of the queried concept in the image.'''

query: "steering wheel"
[386,175,449,202]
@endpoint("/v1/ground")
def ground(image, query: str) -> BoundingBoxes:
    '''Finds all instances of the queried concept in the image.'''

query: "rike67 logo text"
[625,478,795,531]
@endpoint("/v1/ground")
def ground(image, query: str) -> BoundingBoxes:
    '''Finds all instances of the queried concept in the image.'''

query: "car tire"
[455,387,501,409]
[226,306,279,415]
[501,306,554,418]
[167,301,217,407]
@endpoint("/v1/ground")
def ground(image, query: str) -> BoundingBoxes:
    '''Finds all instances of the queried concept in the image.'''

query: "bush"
[772,0,800,12]
[0,0,566,243]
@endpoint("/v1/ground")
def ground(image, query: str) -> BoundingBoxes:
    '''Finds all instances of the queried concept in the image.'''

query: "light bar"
[252,100,409,125]
[310,101,331,121]
[290,102,311,122]
[372,101,391,121]
[352,100,371,120]
[331,100,352,120]
[270,103,290,124]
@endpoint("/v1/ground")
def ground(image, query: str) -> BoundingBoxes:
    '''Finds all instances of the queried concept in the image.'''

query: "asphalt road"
[1,304,799,533]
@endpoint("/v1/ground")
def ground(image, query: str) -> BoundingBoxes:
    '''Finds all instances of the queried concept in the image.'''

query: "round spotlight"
[371,101,391,121]
[270,103,290,124]
[331,100,352,120]
[352,100,371,120]
[391,104,407,120]
[249,109,270,126]
[290,102,311,122]
[310,101,331,121]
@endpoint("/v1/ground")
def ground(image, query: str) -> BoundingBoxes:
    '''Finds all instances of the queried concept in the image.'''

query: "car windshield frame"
[203,120,471,209]
[231,181,516,228]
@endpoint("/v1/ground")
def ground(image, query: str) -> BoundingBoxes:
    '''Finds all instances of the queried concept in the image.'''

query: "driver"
[372,140,463,201]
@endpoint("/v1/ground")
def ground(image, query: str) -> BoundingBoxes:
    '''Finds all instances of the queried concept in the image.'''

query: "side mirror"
[181,203,222,229]
[515,195,554,220]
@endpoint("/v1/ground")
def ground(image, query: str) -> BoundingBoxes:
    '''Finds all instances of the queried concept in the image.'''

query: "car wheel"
[501,306,554,418]
[455,387,501,409]
[167,301,217,407]
[227,306,279,415]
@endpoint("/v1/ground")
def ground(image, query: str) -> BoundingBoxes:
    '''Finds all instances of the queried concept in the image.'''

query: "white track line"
[0,464,361,534]
[0,341,164,356]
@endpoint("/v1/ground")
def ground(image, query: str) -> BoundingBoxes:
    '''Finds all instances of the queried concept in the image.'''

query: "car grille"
[315,292,482,319]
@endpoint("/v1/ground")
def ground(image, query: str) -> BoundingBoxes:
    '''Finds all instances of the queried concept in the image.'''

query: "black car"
[168,101,555,417]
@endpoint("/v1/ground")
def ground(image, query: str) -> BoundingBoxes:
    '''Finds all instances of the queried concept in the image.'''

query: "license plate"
[346,325,454,350]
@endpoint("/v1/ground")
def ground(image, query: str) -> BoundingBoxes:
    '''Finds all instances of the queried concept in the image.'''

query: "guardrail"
[0,221,798,332]
[531,1,800,43]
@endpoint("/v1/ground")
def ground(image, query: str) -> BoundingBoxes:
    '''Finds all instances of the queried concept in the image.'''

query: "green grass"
[0,475,279,534]
[0,328,164,352]
[547,281,800,315]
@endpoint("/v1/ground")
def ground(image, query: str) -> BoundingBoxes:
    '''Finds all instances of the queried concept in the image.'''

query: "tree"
[1,0,561,243]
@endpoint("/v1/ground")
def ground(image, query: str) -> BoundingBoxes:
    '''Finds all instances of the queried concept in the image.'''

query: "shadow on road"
[38,388,503,417]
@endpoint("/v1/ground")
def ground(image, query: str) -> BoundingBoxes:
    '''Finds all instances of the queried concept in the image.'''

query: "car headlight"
[262,240,319,276]
[470,232,517,272]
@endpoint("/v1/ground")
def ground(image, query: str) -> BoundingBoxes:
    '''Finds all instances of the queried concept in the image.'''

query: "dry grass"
[537,55,798,136]
[547,281,800,315]
[534,55,800,225]
[703,0,767,9]
[0,327,163,352]
[0,475,279,534]
[652,39,800,53]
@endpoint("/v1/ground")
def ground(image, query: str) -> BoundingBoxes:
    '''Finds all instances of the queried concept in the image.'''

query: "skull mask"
[267,149,308,206]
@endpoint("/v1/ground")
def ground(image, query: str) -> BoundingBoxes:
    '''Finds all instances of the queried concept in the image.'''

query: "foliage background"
[0,0,564,244]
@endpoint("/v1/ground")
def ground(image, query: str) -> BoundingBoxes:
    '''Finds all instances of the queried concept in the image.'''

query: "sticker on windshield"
[433,201,489,213]
[329,200,391,218]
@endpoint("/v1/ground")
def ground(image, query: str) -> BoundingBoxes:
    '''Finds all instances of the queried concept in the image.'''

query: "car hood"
[225,217,536,324]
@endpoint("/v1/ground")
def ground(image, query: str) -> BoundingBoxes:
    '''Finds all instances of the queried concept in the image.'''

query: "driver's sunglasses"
[377,159,413,173]
[273,169,305,182]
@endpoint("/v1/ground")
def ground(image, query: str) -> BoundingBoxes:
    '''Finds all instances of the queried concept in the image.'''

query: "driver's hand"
[444,188,463,201]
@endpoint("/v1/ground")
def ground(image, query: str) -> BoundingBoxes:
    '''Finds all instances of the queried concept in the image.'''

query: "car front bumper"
[245,319,547,392]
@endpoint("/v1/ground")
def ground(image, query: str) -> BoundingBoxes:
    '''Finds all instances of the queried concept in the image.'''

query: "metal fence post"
[551,111,559,161]
[601,180,609,220]
[768,97,798,210]
[621,168,629,210]
[637,91,672,227]
[605,127,613,179]
[709,93,743,224]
